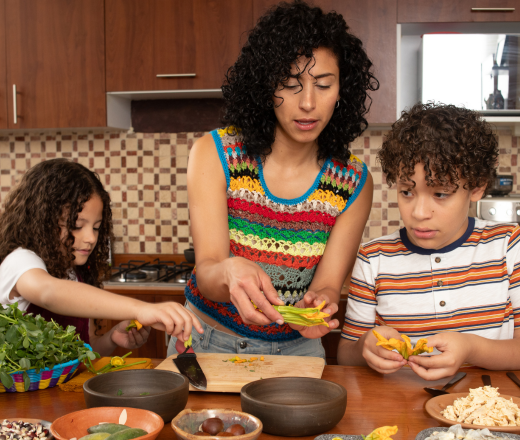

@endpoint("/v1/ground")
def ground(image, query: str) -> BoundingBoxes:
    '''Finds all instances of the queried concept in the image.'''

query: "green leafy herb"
[0,302,99,390]
[250,370,255,372]
[139,392,149,396]
[117,389,123,396]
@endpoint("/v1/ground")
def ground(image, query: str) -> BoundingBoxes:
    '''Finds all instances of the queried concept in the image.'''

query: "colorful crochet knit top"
[184,127,368,341]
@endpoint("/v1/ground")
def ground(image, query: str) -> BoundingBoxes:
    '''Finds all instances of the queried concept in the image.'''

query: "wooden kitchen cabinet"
[253,0,397,124]
[398,0,520,23]
[105,0,253,92]
[0,0,7,129]
[4,0,106,129]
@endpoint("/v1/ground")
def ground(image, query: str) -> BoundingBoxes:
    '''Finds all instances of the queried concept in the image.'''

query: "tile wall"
[0,127,517,254]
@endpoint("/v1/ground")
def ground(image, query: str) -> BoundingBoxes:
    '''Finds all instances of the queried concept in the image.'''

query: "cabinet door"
[0,0,7,129]
[398,0,520,23]
[106,0,253,92]
[253,0,397,124]
[5,0,106,129]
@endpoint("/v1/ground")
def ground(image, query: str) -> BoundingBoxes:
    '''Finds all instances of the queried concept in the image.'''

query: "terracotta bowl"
[83,369,189,422]
[171,408,262,440]
[50,407,163,440]
[240,377,347,437]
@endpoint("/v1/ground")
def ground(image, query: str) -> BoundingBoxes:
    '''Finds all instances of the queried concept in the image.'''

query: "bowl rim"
[171,408,263,439]
[50,406,164,440]
[83,369,189,399]
[240,376,347,410]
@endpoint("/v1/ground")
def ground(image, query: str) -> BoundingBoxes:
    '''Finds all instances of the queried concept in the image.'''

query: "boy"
[337,103,520,380]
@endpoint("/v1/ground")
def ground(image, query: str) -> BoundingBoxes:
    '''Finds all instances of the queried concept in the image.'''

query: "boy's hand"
[362,326,407,374]
[408,332,471,380]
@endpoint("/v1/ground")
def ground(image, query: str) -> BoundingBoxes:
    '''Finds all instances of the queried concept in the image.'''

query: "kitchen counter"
[3,362,520,439]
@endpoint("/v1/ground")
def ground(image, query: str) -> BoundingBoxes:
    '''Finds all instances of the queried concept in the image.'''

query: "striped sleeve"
[341,245,377,341]
[507,225,520,328]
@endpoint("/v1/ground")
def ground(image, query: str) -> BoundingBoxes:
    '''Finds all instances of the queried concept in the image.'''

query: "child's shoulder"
[358,229,405,256]
[472,217,520,242]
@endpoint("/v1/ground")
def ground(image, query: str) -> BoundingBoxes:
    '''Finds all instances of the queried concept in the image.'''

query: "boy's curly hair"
[221,0,379,163]
[378,102,499,191]
[0,158,114,287]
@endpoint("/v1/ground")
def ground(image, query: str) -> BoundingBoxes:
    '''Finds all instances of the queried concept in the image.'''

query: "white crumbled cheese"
[441,386,520,426]
[425,423,515,439]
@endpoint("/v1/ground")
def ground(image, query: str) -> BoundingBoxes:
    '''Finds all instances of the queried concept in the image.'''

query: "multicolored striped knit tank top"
[184,127,368,341]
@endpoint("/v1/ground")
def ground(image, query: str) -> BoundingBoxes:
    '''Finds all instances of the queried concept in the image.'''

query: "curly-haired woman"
[0,159,202,356]
[337,103,520,380]
[167,0,376,358]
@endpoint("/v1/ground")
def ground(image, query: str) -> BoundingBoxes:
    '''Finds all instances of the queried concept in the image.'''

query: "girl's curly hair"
[221,0,379,163]
[0,158,114,287]
[378,102,499,191]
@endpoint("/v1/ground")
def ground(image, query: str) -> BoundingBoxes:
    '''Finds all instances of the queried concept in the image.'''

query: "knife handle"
[442,371,467,390]
[482,374,492,387]
[178,352,197,359]
[507,372,520,388]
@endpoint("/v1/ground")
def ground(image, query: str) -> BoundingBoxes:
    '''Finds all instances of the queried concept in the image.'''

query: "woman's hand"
[408,332,471,381]
[225,257,285,326]
[136,302,204,342]
[289,291,339,339]
[110,320,151,349]
[362,326,407,374]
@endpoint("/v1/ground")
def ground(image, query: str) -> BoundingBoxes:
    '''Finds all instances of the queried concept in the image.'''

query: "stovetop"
[103,259,194,287]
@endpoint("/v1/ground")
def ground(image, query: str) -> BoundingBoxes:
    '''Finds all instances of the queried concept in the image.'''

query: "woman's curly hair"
[221,0,379,163]
[0,158,114,287]
[378,102,499,191]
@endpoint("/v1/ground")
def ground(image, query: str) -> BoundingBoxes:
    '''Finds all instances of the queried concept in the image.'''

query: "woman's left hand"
[289,291,339,339]
[109,320,151,349]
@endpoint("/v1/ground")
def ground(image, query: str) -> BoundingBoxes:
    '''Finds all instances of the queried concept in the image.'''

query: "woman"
[168,0,376,358]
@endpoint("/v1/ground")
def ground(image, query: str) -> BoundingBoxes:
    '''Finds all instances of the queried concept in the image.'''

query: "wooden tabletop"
[2,362,520,439]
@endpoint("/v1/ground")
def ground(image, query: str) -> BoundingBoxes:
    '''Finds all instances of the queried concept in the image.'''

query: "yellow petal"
[372,329,388,343]
[411,338,434,356]
[401,334,413,358]
[110,356,125,367]
[365,426,398,440]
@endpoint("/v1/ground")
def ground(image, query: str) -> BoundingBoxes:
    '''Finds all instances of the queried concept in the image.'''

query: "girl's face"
[273,47,340,147]
[60,194,103,266]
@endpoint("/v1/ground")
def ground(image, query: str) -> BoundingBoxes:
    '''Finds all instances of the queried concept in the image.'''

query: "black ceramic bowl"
[83,369,189,422]
[240,377,347,437]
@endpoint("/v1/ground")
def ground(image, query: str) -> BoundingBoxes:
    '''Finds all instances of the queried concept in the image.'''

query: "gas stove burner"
[123,270,147,282]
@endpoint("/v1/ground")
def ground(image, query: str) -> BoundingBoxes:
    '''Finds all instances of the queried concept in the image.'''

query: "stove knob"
[517,209,520,216]
[507,209,513,216]
[489,208,496,216]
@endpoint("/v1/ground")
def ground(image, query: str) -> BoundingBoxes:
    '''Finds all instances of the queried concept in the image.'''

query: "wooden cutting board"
[155,353,325,393]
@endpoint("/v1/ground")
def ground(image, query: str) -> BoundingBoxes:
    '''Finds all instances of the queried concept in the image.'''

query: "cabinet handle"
[471,7,515,11]
[12,84,17,124]
[156,73,196,78]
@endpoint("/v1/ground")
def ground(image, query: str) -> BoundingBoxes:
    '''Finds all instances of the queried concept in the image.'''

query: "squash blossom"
[125,319,143,331]
[372,330,433,360]
[273,300,330,327]
[363,425,398,440]
[110,356,125,367]
[184,334,193,348]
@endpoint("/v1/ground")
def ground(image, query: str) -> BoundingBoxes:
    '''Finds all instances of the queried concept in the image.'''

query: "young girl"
[0,158,202,356]
[167,0,375,358]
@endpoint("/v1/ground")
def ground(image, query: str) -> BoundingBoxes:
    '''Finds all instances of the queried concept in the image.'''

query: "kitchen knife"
[173,346,207,391]
[507,371,520,389]
[424,372,467,397]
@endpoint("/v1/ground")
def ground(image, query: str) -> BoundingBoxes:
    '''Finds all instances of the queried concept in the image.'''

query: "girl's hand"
[225,257,285,326]
[110,320,151,349]
[136,302,204,342]
[362,326,407,374]
[289,291,339,339]
[408,332,471,381]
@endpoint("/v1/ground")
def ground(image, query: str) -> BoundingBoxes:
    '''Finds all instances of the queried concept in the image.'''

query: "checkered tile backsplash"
[0,128,517,254]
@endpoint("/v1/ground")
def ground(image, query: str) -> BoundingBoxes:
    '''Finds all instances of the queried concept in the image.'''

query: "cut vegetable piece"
[119,409,127,425]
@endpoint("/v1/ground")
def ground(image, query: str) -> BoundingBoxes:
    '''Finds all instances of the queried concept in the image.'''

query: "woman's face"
[273,47,340,147]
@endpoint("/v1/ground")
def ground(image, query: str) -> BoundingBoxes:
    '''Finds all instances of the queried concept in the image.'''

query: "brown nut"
[225,424,246,436]
[201,418,224,436]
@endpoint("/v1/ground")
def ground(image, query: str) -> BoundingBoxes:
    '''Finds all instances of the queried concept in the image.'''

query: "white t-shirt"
[0,248,48,311]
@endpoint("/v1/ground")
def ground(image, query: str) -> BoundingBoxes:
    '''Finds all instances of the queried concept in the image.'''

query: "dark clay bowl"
[83,369,189,422]
[240,377,347,437]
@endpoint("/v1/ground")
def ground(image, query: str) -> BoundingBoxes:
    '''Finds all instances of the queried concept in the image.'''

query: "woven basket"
[0,343,92,393]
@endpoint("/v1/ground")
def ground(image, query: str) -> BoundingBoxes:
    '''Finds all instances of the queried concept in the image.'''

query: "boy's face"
[397,163,486,250]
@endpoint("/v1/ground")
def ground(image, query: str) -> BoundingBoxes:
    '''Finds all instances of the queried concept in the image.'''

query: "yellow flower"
[110,356,125,367]
[365,425,398,440]
[412,338,434,356]
[372,330,432,360]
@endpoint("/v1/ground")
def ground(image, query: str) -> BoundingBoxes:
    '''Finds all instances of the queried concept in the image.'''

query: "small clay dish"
[83,369,189,422]
[50,407,163,440]
[171,408,262,440]
[240,377,347,437]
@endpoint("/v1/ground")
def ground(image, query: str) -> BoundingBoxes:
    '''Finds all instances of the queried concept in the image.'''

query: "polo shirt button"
[435,257,441,263]
[240,341,247,349]
[440,301,446,307]
[437,280,443,287]
[277,348,281,352]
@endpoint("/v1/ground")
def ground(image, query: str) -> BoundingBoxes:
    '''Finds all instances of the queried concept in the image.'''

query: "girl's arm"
[291,171,374,339]
[186,134,284,326]
[14,268,203,340]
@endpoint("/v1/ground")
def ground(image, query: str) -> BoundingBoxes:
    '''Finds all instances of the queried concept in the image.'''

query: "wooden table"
[2,362,520,439]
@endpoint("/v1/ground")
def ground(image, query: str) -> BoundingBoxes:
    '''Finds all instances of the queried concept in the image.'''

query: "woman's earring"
[335,100,340,109]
